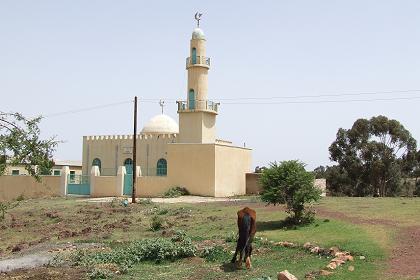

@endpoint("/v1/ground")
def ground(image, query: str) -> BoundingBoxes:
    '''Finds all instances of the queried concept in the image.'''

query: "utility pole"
[132,96,137,203]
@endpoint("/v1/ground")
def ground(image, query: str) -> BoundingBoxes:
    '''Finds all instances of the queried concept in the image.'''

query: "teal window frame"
[92,158,101,172]
[53,170,61,176]
[188,89,195,110]
[11,170,19,176]
[156,158,167,176]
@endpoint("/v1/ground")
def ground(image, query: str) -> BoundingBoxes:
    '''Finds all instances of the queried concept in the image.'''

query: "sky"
[1,1,419,170]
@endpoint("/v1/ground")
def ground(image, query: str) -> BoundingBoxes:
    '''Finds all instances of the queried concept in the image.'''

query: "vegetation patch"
[163,186,190,198]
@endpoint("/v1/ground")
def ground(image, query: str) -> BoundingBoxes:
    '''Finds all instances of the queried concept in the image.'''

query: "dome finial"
[194,12,203,27]
[159,99,165,114]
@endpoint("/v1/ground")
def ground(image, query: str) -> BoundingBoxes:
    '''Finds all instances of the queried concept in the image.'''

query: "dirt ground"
[316,207,420,278]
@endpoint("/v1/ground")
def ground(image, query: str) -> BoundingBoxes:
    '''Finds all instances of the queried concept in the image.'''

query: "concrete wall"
[91,176,118,197]
[245,173,327,197]
[167,143,215,196]
[246,173,261,194]
[214,144,252,197]
[0,175,61,201]
[83,134,177,176]
[137,176,171,197]
[178,111,216,144]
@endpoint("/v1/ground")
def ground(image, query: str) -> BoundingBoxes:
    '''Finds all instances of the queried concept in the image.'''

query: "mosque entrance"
[123,158,133,195]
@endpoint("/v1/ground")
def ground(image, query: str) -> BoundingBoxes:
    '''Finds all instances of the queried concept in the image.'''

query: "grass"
[0,196,419,279]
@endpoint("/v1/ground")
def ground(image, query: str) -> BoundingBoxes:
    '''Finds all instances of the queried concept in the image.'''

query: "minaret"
[177,15,219,144]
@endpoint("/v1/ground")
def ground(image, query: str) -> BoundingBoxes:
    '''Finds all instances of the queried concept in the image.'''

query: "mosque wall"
[137,176,171,197]
[178,112,216,143]
[214,144,252,197]
[83,134,177,176]
[0,175,61,201]
[167,143,216,196]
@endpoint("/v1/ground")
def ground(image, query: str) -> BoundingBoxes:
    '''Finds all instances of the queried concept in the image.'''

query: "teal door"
[192,48,197,64]
[123,167,133,195]
[188,90,195,110]
[67,175,90,195]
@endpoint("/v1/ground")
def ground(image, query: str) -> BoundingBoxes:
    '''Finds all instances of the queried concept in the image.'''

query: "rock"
[278,270,298,280]
[326,262,337,270]
[331,258,345,265]
[310,246,320,254]
[319,270,333,276]
[348,265,355,271]
[359,256,366,260]
[345,255,354,261]
[303,242,312,249]
[329,246,340,256]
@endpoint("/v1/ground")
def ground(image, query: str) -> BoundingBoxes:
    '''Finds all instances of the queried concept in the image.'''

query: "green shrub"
[163,186,189,198]
[225,231,238,243]
[15,194,25,201]
[150,215,164,231]
[260,160,321,225]
[87,267,114,279]
[200,245,230,262]
[71,236,197,273]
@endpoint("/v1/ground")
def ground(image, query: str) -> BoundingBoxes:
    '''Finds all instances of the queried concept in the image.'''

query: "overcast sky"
[1,1,419,170]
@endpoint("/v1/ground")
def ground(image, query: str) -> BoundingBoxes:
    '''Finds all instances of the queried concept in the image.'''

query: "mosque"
[81,19,252,197]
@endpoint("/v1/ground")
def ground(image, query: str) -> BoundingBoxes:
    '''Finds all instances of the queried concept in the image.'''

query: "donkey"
[231,207,256,269]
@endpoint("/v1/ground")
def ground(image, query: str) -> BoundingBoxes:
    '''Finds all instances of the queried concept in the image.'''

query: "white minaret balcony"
[186,56,211,69]
[177,100,219,114]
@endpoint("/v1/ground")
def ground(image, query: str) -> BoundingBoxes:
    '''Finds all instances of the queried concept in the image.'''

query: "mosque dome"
[141,114,179,134]
[192,28,205,40]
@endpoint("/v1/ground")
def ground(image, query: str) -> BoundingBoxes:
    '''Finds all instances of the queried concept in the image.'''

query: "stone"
[359,256,366,260]
[345,255,354,261]
[303,242,312,249]
[319,270,333,276]
[348,265,355,272]
[326,262,337,270]
[278,270,298,280]
[329,246,340,256]
[310,246,320,254]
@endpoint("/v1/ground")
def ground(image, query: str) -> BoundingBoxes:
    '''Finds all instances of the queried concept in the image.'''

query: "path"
[83,195,244,204]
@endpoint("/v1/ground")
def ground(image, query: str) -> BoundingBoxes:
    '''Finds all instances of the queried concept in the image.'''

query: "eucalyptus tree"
[329,116,417,197]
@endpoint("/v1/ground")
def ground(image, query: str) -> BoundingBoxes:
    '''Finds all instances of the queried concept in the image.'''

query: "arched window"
[92,158,101,172]
[156,158,167,176]
[124,158,133,174]
[192,48,197,64]
[188,89,195,110]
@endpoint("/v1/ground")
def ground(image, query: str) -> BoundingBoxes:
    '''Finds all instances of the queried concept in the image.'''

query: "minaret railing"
[186,56,211,68]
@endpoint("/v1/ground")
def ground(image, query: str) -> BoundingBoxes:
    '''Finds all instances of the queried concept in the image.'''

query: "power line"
[44,100,133,118]
[222,95,420,105]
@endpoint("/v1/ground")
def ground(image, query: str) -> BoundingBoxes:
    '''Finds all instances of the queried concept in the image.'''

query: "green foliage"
[0,112,59,180]
[224,231,238,243]
[71,236,197,276]
[87,267,114,280]
[329,116,417,197]
[149,215,164,231]
[0,201,19,221]
[15,194,25,201]
[260,160,321,224]
[163,186,190,198]
[200,245,230,262]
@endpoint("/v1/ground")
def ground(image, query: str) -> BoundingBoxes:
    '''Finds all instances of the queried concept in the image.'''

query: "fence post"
[60,166,70,196]
[117,166,126,197]
[90,166,100,197]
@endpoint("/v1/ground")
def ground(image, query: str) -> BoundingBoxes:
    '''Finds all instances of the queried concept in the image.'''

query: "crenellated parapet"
[84,133,178,141]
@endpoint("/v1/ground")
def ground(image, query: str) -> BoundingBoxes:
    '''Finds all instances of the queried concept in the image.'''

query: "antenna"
[159,99,165,114]
[194,12,203,27]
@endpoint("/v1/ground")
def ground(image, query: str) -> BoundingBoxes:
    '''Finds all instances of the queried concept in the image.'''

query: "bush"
[71,235,197,271]
[260,160,321,225]
[15,194,25,201]
[200,245,230,262]
[163,186,189,198]
[87,267,114,280]
[150,215,164,231]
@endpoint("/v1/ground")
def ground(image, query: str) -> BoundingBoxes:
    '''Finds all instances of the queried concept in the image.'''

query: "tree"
[329,116,417,197]
[0,112,58,180]
[260,160,321,224]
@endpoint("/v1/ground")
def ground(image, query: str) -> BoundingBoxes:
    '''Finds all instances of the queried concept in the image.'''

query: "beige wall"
[214,144,252,197]
[246,173,261,195]
[137,176,171,197]
[91,176,118,197]
[178,112,216,144]
[167,143,215,196]
[83,134,176,176]
[245,173,327,197]
[0,176,61,201]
